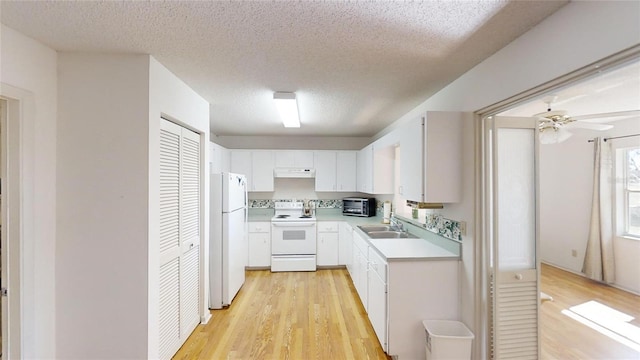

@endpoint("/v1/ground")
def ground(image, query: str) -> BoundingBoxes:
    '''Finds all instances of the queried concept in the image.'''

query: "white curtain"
[582,137,615,283]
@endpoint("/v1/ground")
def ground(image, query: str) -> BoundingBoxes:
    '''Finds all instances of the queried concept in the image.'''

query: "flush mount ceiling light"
[273,92,300,128]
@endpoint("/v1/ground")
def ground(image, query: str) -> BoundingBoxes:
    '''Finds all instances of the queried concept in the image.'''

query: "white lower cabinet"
[346,226,459,360]
[317,221,339,266]
[352,231,369,308]
[367,247,388,351]
[248,222,271,267]
[338,222,353,266]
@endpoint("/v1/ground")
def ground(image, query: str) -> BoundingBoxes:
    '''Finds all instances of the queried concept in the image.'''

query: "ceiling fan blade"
[571,110,640,123]
[565,122,614,131]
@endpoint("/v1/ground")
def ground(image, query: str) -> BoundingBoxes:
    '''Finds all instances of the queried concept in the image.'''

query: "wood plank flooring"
[173,269,390,360]
[541,263,640,360]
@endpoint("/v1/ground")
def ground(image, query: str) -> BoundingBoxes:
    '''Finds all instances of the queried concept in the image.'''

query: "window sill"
[618,235,640,241]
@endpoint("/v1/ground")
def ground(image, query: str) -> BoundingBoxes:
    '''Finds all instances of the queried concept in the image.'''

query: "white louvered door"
[179,127,201,337]
[158,119,201,360]
[490,116,540,360]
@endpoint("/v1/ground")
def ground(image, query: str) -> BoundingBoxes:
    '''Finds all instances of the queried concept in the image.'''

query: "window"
[623,147,640,237]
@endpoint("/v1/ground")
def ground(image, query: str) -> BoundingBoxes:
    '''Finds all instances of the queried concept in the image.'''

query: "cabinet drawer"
[368,247,387,282]
[317,221,339,232]
[249,222,270,233]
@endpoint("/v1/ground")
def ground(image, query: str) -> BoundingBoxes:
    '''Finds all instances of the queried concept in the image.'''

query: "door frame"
[0,82,37,359]
[474,46,640,358]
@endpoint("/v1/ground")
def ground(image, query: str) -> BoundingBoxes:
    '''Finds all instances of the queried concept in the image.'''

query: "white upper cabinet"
[230,150,274,192]
[336,151,357,192]
[230,150,252,188]
[397,111,463,203]
[314,151,337,191]
[275,150,314,168]
[357,144,373,193]
[314,150,357,192]
[210,142,230,174]
[358,143,394,195]
[251,150,275,192]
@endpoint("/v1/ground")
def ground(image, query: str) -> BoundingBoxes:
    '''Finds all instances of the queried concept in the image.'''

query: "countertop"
[248,208,459,262]
[366,238,458,260]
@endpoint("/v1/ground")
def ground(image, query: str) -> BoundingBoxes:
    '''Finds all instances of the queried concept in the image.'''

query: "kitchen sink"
[357,225,397,233]
[366,231,417,239]
[358,224,419,239]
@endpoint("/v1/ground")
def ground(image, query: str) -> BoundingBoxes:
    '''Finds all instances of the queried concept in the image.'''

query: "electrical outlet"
[571,249,577,257]
[459,221,467,236]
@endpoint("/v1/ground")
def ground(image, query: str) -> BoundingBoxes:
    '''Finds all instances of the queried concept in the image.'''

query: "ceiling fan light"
[273,92,300,128]
[539,127,573,144]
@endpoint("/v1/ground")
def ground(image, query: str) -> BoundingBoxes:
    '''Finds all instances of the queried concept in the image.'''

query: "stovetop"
[271,201,316,222]
[271,213,316,222]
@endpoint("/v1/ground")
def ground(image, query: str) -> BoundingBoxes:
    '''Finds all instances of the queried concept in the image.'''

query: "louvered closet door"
[159,120,182,360]
[158,119,201,360]
[179,127,201,337]
[490,116,540,360]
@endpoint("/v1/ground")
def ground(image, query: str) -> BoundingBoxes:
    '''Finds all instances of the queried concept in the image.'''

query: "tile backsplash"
[425,213,462,242]
[249,199,343,209]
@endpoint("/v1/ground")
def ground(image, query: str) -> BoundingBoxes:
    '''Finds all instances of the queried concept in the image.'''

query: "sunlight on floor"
[562,300,640,352]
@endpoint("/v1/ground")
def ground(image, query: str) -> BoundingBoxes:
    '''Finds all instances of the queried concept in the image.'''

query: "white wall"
[0,24,57,359]
[372,0,640,354]
[540,118,640,294]
[148,56,210,359]
[57,53,151,358]
[56,54,210,359]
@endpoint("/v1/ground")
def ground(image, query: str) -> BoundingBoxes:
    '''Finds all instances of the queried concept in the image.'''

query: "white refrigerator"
[209,172,248,309]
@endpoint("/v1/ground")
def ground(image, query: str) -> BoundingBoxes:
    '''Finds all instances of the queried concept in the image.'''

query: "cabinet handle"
[515,273,523,280]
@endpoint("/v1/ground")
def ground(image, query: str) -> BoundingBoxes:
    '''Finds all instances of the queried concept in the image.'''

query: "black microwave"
[342,197,376,217]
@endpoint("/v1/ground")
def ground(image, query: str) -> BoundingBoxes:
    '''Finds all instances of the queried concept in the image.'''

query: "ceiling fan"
[535,96,640,144]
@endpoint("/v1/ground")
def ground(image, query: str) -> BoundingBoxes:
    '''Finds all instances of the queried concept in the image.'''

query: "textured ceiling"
[500,59,640,119]
[1,1,567,137]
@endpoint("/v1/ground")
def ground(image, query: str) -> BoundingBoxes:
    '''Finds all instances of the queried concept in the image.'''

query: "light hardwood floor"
[541,263,640,360]
[173,269,391,360]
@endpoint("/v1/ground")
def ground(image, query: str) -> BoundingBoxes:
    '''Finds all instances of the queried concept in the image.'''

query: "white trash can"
[423,320,474,360]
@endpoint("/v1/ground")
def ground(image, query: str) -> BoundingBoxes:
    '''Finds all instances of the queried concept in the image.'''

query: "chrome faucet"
[389,215,405,232]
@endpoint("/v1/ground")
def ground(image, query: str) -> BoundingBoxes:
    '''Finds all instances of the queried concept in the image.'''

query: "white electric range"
[270,201,317,272]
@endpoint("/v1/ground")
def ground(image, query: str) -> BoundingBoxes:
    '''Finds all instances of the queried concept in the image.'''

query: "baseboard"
[542,261,640,296]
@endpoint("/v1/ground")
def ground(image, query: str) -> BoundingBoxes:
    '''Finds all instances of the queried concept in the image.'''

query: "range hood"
[273,168,316,178]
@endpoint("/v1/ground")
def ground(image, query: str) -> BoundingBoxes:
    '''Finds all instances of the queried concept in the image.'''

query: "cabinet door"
[275,150,314,168]
[423,111,463,202]
[248,232,271,267]
[274,150,295,168]
[210,142,222,174]
[372,145,394,194]
[314,151,337,191]
[336,151,357,192]
[338,222,353,266]
[349,239,358,280]
[398,116,423,202]
[251,151,274,192]
[296,150,315,168]
[368,270,387,351]
[357,248,368,308]
[357,145,373,193]
[317,232,339,266]
[230,150,252,189]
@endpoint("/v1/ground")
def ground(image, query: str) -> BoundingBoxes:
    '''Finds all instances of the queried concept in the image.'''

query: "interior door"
[487,116,540,359]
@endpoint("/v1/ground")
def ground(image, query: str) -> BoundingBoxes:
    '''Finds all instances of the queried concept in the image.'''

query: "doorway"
[477,48,640,359]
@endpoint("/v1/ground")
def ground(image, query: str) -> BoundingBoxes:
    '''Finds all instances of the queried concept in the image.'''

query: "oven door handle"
[272,222,316,227]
